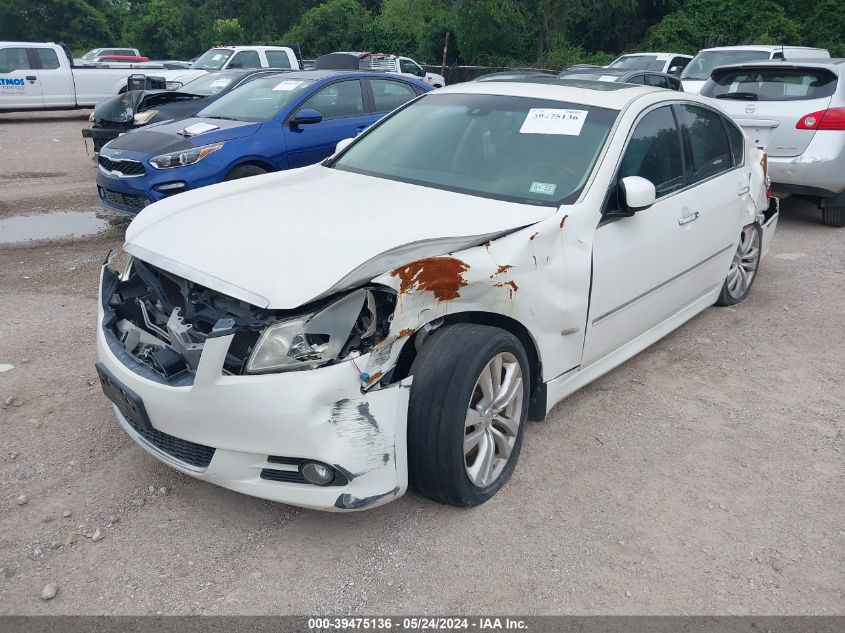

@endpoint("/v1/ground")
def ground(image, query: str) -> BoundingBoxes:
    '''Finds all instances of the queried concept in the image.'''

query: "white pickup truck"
[141,45,302,92]
[0,41,170,111]
[362,54,445,87]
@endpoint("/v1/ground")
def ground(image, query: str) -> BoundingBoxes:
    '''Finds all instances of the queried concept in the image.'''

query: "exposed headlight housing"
[246,288,393,374]
[133,110,158,125]
[149,142,223,169]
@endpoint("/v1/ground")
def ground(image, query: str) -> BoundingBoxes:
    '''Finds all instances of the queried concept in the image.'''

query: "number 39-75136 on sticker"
[519,108,588,136]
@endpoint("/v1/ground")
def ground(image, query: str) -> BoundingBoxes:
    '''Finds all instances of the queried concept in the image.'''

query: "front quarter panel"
[362,210,594,390]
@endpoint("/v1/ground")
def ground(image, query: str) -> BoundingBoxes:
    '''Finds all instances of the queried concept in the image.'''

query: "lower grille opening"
[126,415,215,468]
[100,187,149,211]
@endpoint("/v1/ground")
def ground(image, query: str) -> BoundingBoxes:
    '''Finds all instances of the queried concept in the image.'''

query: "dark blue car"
[96,70,432,213]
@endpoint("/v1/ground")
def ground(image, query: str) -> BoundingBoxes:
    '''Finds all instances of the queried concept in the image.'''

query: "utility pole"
[441,31,449,78]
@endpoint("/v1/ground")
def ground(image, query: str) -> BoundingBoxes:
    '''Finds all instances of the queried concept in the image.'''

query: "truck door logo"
[0,78,26,91]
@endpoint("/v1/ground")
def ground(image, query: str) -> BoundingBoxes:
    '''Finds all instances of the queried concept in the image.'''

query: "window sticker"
[272,80,304,91]
[529,182,557,195]
[520,108,588,136]
[209,79,230,88]
[598,75,618,82]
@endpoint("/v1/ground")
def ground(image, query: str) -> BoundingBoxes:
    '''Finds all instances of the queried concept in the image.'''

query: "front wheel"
[407,324,529,507]
[224,164,267,181]
[715,223,762,306]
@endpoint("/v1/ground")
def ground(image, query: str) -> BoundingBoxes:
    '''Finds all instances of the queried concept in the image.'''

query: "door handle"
[678,211,700,225]
[737,185,750,196]
[26,75,36,81]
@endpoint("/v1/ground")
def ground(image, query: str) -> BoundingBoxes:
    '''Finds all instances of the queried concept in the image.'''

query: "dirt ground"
[0,111,842,616]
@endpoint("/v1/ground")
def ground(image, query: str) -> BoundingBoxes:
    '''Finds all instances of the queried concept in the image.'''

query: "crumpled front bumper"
[95,265,411,511]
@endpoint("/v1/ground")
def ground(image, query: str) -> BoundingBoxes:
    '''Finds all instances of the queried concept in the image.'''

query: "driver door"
[284,79,374,168]
[583,104,717,365]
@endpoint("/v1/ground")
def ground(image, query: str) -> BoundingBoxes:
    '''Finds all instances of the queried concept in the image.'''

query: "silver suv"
[701,59,845,227]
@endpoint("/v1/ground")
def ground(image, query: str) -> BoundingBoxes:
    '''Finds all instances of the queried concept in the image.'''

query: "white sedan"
[96,79,778,511]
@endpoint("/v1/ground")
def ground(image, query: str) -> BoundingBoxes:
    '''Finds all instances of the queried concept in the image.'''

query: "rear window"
[702,67,838,101]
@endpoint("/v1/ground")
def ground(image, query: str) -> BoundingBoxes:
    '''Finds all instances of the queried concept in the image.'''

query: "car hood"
[152,69,208,85]
[104,117,261,155]
[123,166,557,309]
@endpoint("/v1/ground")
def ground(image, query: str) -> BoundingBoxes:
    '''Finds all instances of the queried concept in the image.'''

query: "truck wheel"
[715,223,761,306]
[224,165,267,181]
[407,324,529,507]
[821,207,845,227]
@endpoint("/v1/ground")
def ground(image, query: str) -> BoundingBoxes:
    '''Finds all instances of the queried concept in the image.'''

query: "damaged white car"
[96,79,778,511]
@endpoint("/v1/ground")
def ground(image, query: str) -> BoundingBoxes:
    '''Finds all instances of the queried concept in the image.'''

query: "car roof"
[617,52,690,57]
[711,58,845,70]
[562,68,630,77]
[438,79,660,109]
[699,45,827,52]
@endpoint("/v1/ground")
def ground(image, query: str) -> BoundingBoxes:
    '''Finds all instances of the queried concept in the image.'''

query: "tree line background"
[2,0,843,68]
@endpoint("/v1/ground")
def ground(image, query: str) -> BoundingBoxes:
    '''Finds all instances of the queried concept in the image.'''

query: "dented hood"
[124,165,556,309]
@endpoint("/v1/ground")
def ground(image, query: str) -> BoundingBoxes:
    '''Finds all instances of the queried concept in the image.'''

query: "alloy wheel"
[726,225,760,299]
[464,352,524,487]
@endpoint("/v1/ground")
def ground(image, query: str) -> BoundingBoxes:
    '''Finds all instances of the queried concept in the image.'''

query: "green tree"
[210,17,245,44]
[0,0,121,52]
[456,0,532,64]
[123,0,208,59]
[281,0,373,56]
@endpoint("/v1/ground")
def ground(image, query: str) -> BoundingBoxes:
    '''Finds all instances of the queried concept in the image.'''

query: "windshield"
[181,73,239,96]
[332,93,617,206]
[198,76,314,122]
[610,55,663,71]
[681,50,770,80]
[81,49,101,60]
[701,67,838,101]
[191,48,235,70]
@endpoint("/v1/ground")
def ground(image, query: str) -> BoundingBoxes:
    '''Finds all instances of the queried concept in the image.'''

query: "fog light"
[301,461,335,486]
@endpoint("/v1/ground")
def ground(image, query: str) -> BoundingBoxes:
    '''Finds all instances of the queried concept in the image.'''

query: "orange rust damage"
[495,264,513,274]
[396,327,415,338]
[529,232,539,241]
[560,215,568,229]
[390,256,469,301]
[493,280,519,299]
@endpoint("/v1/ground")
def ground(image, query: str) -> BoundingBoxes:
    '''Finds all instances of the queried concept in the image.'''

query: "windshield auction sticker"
[273,80,304,91]
[519,108,587,135]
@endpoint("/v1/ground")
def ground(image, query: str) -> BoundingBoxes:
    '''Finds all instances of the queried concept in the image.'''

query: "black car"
[82,69,290,152]
[557,67,683,91]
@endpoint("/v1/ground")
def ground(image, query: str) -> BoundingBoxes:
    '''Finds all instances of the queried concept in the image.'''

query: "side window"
[626,74,645,85]
[723,117,745,166]
[35,48,60,70]
[681,104,734,181]
[116,50,136,56]
[299,80,364,119]
[399,59,424,77]
[644,74,669,88]
[671,56,689,71]
[265,51,291,69]
[228,50,261,69]
[0,48,31,72]
[618,106,685,198]
[370,79,417,113]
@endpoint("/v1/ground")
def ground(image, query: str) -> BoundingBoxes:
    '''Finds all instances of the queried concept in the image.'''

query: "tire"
[224,164,267,181]
[407,323,530,507]
[821,206,845,227]
[715,222,762,306]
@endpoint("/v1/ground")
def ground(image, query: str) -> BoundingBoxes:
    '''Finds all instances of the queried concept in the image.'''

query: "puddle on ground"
[0,211,109,245]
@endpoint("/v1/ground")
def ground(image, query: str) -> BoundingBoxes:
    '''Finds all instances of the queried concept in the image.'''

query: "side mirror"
[335,137,354,154]
[620,176,656,212]
[291,109,322,125]
[606,176,656,221]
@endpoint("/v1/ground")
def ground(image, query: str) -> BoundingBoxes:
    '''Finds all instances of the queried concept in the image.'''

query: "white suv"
[702,58,845,226]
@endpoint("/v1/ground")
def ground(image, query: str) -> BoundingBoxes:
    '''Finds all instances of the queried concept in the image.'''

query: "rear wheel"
[407,324,529,507]
[224,164,267,181]
[716,223,761,306]
[821,206,845,227]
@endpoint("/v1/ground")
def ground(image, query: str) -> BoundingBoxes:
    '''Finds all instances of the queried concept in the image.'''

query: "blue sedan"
[96,70,432,213]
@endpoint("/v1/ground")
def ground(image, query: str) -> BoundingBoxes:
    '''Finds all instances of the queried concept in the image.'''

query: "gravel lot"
[0,111,843,615]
